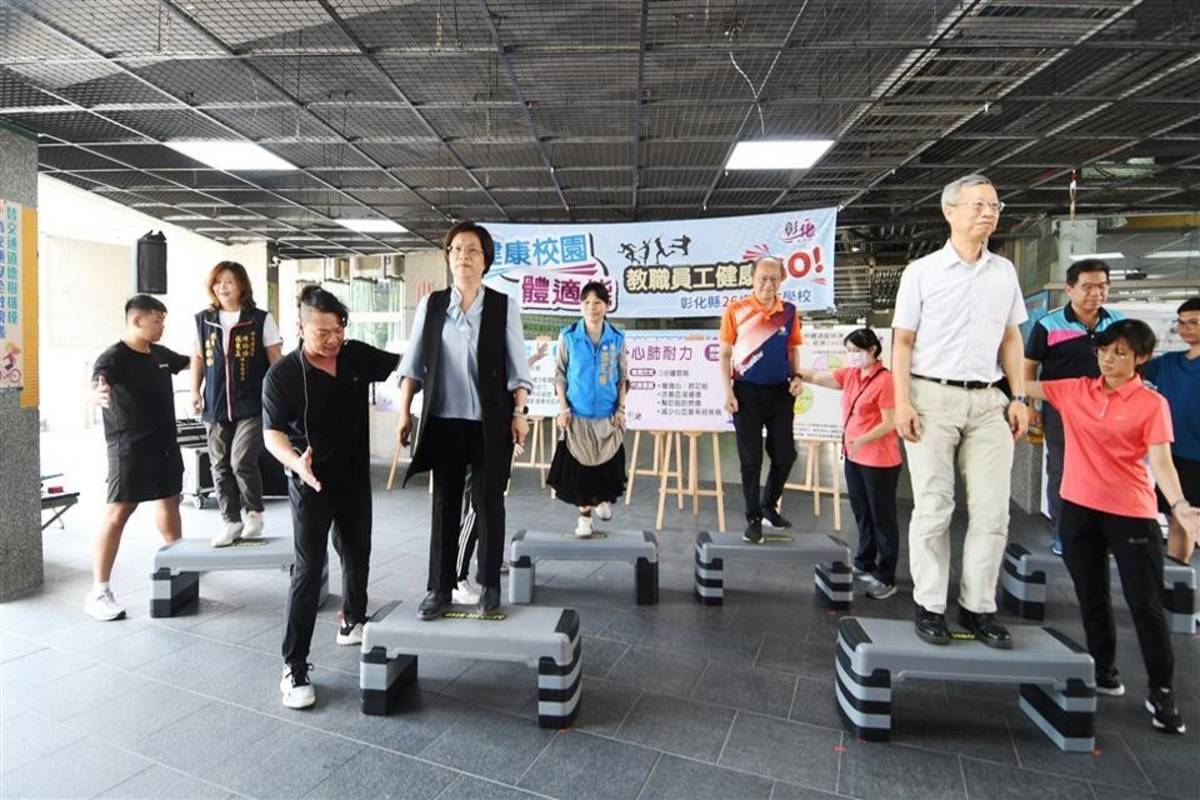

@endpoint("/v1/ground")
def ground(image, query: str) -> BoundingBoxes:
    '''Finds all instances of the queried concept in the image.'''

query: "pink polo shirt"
[1042,375,1173,519]
[834,364,902,468]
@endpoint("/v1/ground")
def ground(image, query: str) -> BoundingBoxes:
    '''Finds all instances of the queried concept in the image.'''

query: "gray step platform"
[150,536,329,618]
[693,531,852,609]
[360,601,581,729]
[836,617,1096,753]
[1000,542,1197,634]
[508,528,658,605]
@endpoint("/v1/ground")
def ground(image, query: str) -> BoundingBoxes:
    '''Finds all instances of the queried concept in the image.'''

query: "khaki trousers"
[905,380,1013,614]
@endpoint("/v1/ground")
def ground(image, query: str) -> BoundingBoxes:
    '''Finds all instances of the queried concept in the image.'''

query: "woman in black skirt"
[547,281,628,537]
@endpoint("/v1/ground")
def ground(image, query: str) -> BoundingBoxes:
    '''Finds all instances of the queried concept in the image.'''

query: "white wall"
[38,175,268,431]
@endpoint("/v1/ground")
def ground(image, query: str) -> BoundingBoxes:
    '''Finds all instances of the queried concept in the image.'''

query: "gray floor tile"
[563,676,641,737]
[0,736,153,799]
[639,753,773,800]
[518,730,659,800]
[581,635,630,679]
[128,701,281,774]
[95,764,235,799]
[1119,729,1200,799]
[959,757,1094,800]
[439,659,537,714]
[1006,712,1154,793]
[717,712,842,791]
[1,631,47,663]
[888,695,1017,764]
[301,742,457,799]
[616,693,736,762]
[837,738,966,800]
[0,711,84,774]
[15,663,153,721]
[0,646,95,697]
[768,782,845,800]
[691,659,797,718]
[755,634,836,679]
[434,775,546,800]
[66,681,213,747]
[606,646,707,697]
[418,707,556,784]
[83,625,197,670]
[787,676,843,731]
[202,718,364,798]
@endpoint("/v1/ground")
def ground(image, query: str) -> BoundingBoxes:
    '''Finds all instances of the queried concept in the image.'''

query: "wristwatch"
[1010,394,1030,405]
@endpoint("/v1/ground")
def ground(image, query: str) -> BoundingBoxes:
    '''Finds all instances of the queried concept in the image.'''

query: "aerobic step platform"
[1000,542,1196,634]
[150,536,328,618]
[836,617,1096,753]
[693,530,852,608]
[360,601,581,728]
[508,528,658,605]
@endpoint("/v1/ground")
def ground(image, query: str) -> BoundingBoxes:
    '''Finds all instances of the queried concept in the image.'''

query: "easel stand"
[624,430,677,505]
[655,431,726,532]
[508,416,556,495]
[781,438,842,531]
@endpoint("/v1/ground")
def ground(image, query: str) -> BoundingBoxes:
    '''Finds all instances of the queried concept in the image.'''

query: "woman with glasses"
[1143,296,1200,563]
[396,221,533,619]
[547,281,628,538]
[1026,318,1199,735]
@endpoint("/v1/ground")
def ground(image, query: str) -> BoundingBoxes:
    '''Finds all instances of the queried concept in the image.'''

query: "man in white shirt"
[891,174,1030,648]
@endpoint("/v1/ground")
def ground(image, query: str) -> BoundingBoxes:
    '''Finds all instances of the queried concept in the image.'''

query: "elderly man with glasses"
[1024,258,1125,556]
[1143,296,1200,563]
[891,173,1030,648]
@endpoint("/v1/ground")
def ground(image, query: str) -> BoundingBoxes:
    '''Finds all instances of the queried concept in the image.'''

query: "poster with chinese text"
[0,200,23,389]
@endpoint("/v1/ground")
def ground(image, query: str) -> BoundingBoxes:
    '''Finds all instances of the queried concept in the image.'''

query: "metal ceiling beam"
[630,0,648,219]
[698,0,813,211]
[7,2,430,250]
[476,0,569,213]
[313,0,511,222]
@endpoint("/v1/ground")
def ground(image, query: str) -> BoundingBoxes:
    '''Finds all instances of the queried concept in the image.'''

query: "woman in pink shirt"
[1028,319,1199,735]
[797,328,903,599]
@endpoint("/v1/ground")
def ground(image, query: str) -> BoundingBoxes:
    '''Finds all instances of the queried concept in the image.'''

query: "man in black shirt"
[86,295,191,622]
[262,285,399,710]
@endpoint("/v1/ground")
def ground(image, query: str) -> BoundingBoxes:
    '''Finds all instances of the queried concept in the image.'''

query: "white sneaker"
[574,515,594,538]
[452,577,482,605]
[242,510,264,539]
[865,579,898,600]
[280,664,316,709]
[83,587,126,621]
[335,621,364,646]
[595,502,613,521]
[211,520,243,548]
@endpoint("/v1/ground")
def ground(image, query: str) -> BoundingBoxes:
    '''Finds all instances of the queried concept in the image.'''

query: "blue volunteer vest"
[563,320,624,418]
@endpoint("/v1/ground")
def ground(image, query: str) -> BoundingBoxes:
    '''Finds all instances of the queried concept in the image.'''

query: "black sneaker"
[743,518,763,544]
[1146,687,1186,734]
[417,591,451,621]
[761,507,792,529]
[914,604,951,646]
[1095,667,1125,697]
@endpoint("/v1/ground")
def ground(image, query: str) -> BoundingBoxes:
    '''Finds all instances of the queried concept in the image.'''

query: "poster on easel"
[0,199,23,389]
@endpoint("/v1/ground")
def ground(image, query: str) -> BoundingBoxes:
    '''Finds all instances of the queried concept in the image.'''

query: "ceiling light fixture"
[165,140,296,171]
[1067,252,1124,261]
[1145,250,1200,259]
[334,218,408,234]
[725,139,835,170]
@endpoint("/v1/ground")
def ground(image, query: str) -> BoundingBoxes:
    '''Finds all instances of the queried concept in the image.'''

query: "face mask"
[845,352,870,368]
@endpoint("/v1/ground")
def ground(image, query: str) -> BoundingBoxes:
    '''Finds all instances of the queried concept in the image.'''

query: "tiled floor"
[3,430,1198,799]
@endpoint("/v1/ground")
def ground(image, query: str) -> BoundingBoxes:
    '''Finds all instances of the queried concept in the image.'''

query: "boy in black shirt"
[86,295,191,621]
[262,286,399,709]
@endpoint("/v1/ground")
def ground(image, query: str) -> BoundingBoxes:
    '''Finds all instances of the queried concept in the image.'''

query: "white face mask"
[845,351,870,369]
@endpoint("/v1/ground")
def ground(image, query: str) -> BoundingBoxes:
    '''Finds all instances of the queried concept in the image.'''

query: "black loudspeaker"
[136,231,167,294]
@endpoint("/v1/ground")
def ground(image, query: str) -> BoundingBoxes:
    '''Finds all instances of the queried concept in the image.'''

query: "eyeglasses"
[950,199,1005,214]
[447,245,484,258]
[1171,319,1200,332]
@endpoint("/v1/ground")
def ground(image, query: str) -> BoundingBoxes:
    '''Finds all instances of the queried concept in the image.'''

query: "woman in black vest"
[396,222,533,618]
[189,260,282,548]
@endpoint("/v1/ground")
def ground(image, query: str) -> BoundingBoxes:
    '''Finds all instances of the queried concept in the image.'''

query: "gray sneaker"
[865,579,897,600]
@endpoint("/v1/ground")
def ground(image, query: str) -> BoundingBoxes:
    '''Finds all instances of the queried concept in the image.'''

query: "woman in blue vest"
[548,281,628,537]
[190,260,282,548]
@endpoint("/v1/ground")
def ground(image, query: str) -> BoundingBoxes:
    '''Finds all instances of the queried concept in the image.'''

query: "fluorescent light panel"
[165,140,296,171]
[1146,250,1200,259]
[725,139,835,170]
[335,218,408,234]
[1068,252,1124,261]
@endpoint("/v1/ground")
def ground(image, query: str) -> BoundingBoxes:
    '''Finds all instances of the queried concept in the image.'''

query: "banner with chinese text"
[481,207,837,318]
[0,200,23,389]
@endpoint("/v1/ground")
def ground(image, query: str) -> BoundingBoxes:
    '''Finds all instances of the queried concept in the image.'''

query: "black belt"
[912,373,1000,390]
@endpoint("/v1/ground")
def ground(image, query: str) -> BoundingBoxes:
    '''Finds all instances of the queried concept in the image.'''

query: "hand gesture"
[724,393,739,414]
[613,408,626,431]
[294,446,322,491]
[396,410,413,448]
[91,375,111,409]
[895,403,922,443]
[512,414,529,449]
[1007,400,1030,441]
[1174,504,1200,546]
[788,376,803,397]
[191,390,203,416]
[846,438,860,460]
[557,408,571,429]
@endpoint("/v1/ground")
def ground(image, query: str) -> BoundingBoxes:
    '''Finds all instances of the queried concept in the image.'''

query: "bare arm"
[264,428,320,491]
[1001,325,1030,439]
[1149,443,1200,543]
[395,376,419,447]
[1023,358,1040,385]
[719,341,737,413]
[794,368,841,391]
[858,407,896,445]
[266,343,282,364]
[1026,381,1046,402]
[189,352,204,415]
[891,328,920,442]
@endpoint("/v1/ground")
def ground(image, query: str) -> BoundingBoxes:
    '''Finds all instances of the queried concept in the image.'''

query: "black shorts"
[1155,454,1200,516]
[106,444,184,504]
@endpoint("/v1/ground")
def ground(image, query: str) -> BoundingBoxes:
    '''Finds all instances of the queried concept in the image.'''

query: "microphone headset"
[295,285,350,458]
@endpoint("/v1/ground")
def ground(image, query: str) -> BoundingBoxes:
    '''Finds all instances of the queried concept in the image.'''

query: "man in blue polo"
[1024,258,1124,555]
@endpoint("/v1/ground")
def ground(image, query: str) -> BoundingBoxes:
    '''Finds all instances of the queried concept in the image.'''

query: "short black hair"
[1177,296,1200,315]
[1065,258,1110,286]
[297,284,349,327]
[124,294,167,317]
[580,280,610,305]
[1094,318,1156,359]
[443,221,495,272]
[843,327,883,360]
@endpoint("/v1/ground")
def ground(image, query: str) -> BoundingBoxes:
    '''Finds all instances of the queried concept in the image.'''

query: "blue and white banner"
[481,207,837,318]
